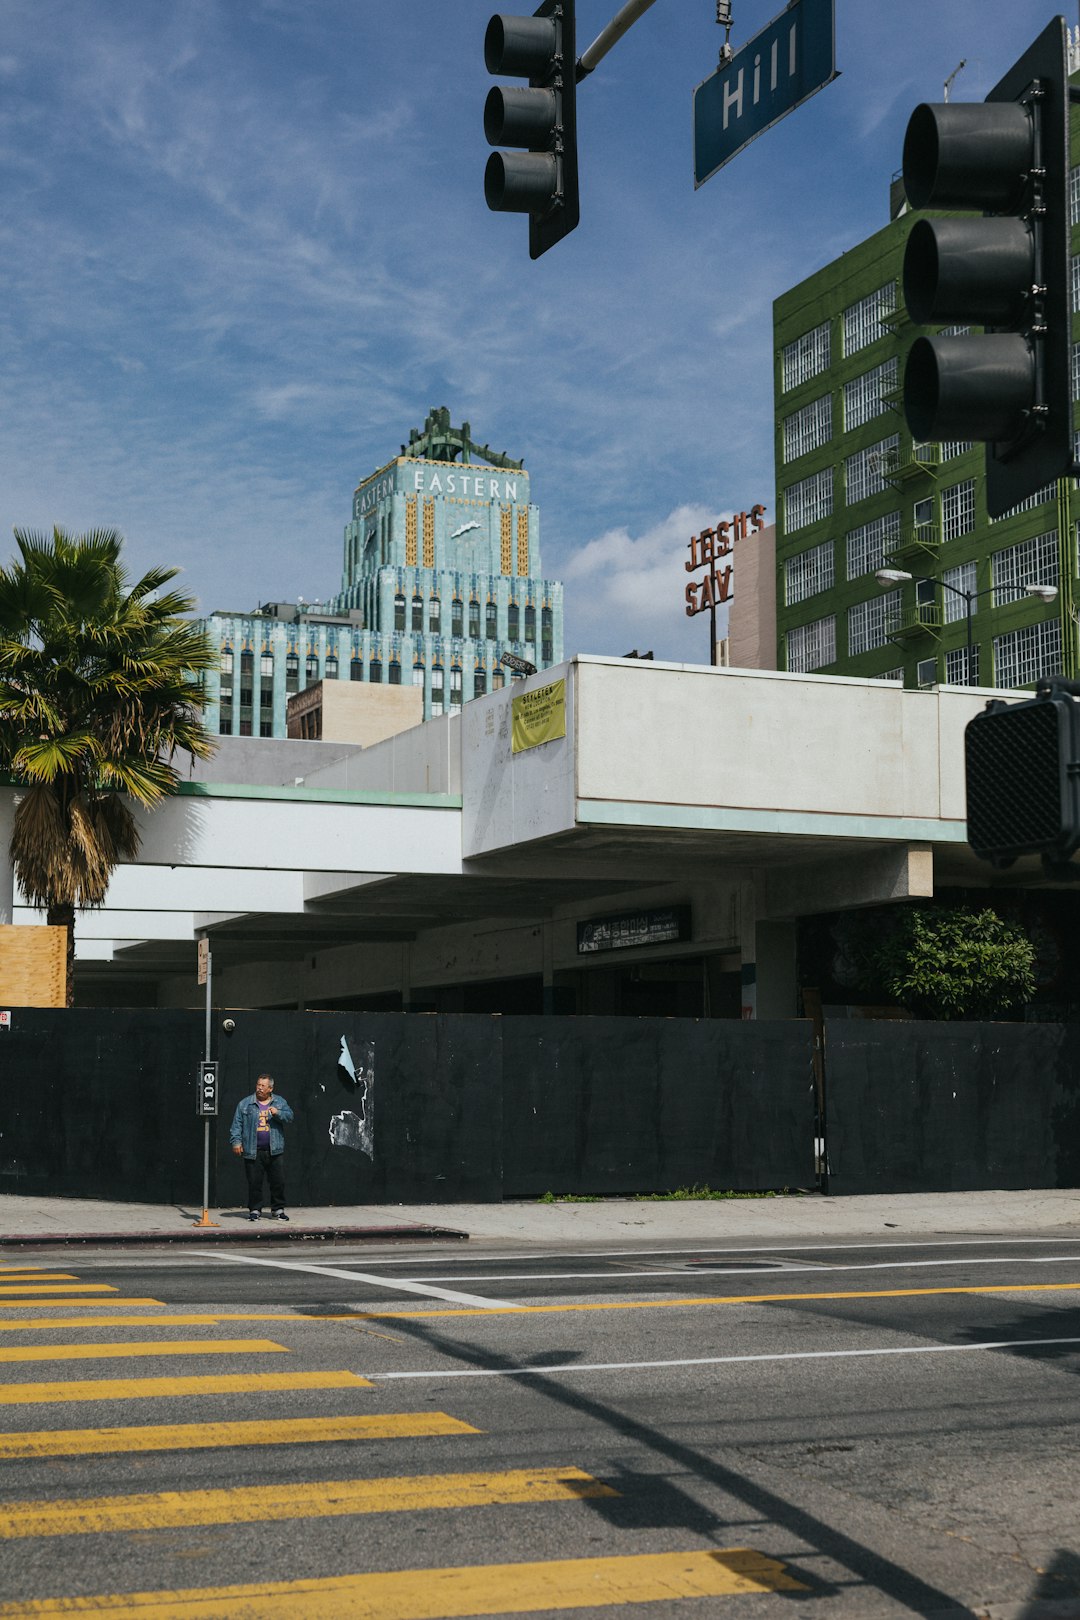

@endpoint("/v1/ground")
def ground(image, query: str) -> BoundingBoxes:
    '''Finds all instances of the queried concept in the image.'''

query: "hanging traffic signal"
[484,1,579,259]
[965,683,1080,868]
[901,17,1073,518]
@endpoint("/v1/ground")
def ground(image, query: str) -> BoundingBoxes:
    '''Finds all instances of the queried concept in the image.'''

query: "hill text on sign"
[693,0,838,188]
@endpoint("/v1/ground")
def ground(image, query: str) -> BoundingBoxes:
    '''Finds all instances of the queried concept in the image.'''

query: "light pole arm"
[577,0,661,78]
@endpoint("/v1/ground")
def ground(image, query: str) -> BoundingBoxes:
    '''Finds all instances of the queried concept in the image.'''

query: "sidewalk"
[1,1188,1079,1247]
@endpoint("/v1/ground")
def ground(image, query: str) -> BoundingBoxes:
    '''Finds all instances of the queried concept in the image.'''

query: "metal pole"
[578,0,660,76]
[966,593,976,687]
[710,596,718,667]
[194,940,218,1228]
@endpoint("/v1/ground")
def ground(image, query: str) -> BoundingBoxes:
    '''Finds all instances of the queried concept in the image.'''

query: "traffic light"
[901,17,1073,518]
[484,1,579,259]
[965,683,1080,868]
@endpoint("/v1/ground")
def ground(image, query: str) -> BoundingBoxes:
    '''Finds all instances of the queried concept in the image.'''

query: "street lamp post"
[873,568,1058,687]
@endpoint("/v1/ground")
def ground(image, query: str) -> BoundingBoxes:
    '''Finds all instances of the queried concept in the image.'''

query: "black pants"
[244,1149,285,1212]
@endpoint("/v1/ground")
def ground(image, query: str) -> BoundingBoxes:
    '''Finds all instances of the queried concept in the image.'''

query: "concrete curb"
[0,1222,469,1248]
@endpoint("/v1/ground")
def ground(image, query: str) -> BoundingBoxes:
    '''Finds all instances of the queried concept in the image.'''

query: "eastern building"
[772,31,1080,690]
[202,409,564,737]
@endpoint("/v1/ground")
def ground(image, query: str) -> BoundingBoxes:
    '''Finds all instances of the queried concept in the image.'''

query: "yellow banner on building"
[511,679,567,754]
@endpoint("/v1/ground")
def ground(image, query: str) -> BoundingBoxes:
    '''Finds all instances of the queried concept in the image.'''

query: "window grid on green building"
[842,283,896,356]
[945,646,979,686]
[845,435,898,505]
[784,466,833,532]
[843,359,897,432]
[787,615,836,673]
[991,530,1059,602]
[846,511,900,579]
[781,321,831,392]
[993,621,1062,688]
[848,589,900,655]
[782,394,833,463]
[939,561,977,624]
[941,479,976,541]
[784,540,834,605]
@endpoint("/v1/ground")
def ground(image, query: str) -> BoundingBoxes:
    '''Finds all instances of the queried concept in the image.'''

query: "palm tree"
[0,527,215,1004]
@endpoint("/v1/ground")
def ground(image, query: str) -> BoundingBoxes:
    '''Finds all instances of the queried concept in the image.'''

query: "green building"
[772,47,1080,690]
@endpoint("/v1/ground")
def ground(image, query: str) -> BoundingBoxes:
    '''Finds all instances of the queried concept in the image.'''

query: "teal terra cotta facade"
[202,410,565,736]
[772,29,1080,692]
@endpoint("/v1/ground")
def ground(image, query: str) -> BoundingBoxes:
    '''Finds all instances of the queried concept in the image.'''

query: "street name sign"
[693,0,838,188]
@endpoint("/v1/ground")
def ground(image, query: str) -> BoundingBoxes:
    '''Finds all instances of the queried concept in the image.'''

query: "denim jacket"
[229,1093,294,1158]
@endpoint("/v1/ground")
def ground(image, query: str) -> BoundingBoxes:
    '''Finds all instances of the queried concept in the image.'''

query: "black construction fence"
[0,1008,1074,1205]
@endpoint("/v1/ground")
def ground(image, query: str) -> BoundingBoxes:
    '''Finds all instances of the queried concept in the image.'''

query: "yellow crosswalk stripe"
[0,1299,165,1310]
[0,1411,480,1459]
[0,1316,299,1331]
[0,1339,287,1364]
[0,1549,808,1615]
[0,1284,117,1295]
[0,1370,372,1405]
[0,1272,78,1280]
[0,1466,614,1538]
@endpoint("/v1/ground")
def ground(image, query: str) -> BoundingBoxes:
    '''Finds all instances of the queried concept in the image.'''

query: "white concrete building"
[0,658,1031,1017]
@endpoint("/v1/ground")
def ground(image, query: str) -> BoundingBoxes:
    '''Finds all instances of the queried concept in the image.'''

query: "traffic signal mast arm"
[576,0,660,80]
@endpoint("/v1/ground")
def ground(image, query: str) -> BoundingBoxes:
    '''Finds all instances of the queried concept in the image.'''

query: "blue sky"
[0,0,1070,661]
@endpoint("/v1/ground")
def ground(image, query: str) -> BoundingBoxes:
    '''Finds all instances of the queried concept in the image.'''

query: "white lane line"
[72,1237,1080,1271]
[382,1255,1080,1284]
[191,1250,512,1311]
[366,1336,1080,1381]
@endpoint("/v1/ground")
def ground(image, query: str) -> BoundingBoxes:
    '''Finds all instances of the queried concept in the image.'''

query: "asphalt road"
[0,1232,1078,1618]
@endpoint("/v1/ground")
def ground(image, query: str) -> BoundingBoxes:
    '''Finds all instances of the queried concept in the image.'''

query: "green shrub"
[873,906,1035,1021]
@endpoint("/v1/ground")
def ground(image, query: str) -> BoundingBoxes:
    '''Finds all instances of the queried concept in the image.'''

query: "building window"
[429,596,440,633]
[786,615,836,673]
[240,649,254,675]
[843,282,896,356]
[394,592,406,632]
[990,484,1056,522]
[784,541,834,606]
[411,594,423,632]
[940,478,976,542]
[431,664,444,717]
[944,646,979,685]
[259,720,273,737]
[452,597,464,637]
[993,620,1062,688]
[847,590,900,656]
[524,603,536,642]
[369,657,382,683]
[876,668,904,683]
[469,599,481,639]
[845,434,898,505]
[218,709,232,735]
[1071,165,1080,227]
[781,321,831,392]
[1071,253,1080,314]
[450,666,462,713]
[939,440,973,461]
[412,660,425,686]
[260,652,273,678]
[486,600,498,639]
[285,652,299,693]
[324,655,338,678]
[784,466,833,534]
[305,654,318,680]
[782,394,832,463]
[846,511,900,579]
[389,659,401,685]
[350,656,364,681]
[239,718,253,736]
[941,560,977,624]
[507,601,520,641]
[474,666,487,699]
[916,657,938,688]
[991,529,1059,604]
[843,359,897,432]
[220,649,233,674]
[492,667,505,690]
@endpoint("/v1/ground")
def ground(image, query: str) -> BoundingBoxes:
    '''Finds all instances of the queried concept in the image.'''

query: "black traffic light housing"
[484,1,579,259]
[901,17,1075,518]
[965,681,1080,870]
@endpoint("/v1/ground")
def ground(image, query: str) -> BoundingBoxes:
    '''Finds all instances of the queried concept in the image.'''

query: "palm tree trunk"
[46,902,75,1007]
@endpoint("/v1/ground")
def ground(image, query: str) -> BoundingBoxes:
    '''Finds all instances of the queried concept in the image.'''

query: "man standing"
[230,1073,294,1222]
